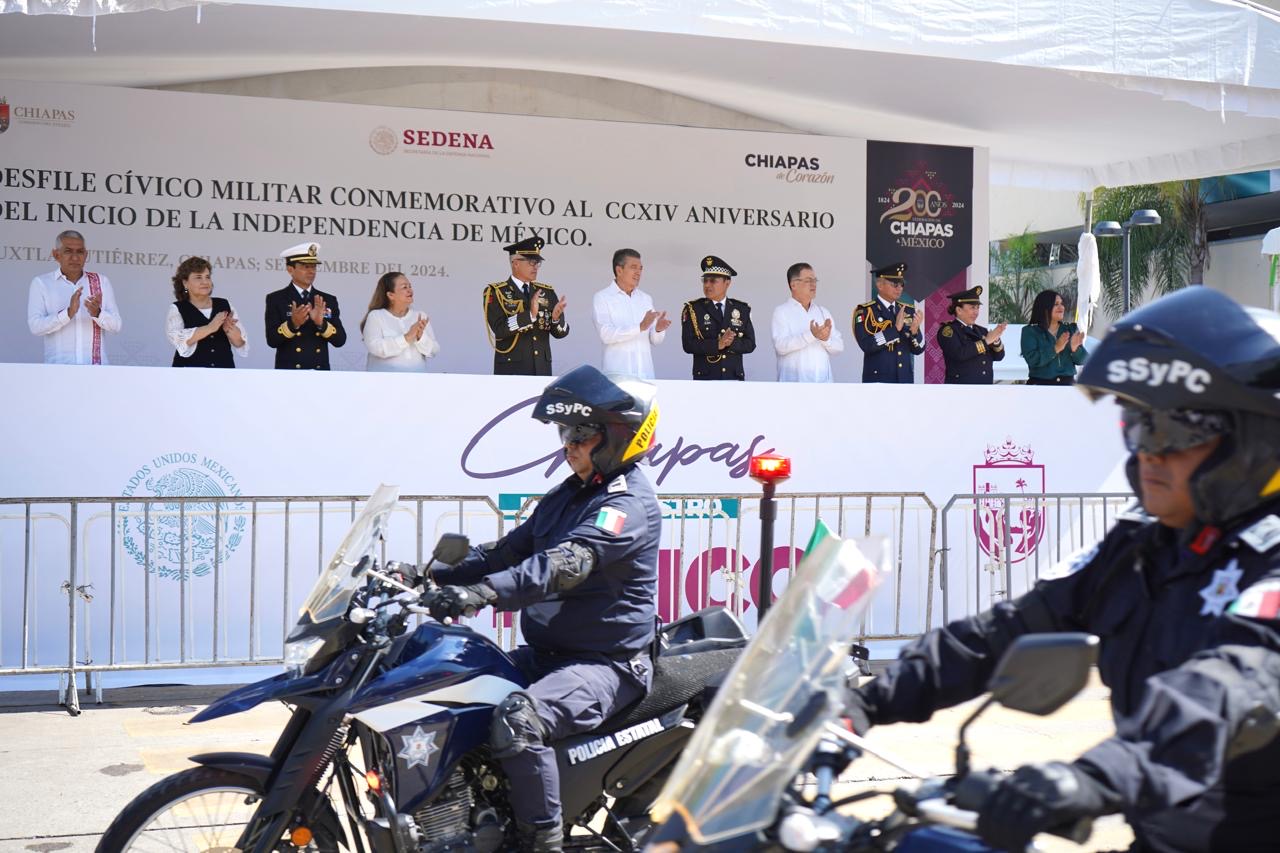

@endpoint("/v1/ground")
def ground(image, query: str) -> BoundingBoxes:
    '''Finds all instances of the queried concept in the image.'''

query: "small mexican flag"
[1229,579,1280,620]
[595,507,628,535]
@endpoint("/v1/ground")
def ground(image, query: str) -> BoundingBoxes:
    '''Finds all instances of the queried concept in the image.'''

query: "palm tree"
[988,231,1050,324]
[1090,179,1220,316]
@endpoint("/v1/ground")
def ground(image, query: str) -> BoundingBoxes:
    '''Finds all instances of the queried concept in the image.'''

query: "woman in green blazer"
[1021,289,1087,385]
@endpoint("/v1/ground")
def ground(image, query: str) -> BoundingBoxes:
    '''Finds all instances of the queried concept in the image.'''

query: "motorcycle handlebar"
[914,799,1092,845]
[917,771,1095,847]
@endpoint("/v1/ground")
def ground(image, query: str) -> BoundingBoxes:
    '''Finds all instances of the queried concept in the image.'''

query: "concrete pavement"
[0,678,1131,852]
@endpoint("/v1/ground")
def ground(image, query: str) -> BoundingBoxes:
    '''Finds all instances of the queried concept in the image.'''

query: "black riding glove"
[842,687,875,736]
[429,582,498,621]
[976,761,1121,852]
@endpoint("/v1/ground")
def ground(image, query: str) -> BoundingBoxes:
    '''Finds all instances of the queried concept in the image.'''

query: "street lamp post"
[1092,209,1161,315]
[748,453,791,620]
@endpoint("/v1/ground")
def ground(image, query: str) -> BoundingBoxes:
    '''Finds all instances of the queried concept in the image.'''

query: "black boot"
[516,821,564,852]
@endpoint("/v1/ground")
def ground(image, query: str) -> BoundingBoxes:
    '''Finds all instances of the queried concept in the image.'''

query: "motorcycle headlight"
[283,635,326,676]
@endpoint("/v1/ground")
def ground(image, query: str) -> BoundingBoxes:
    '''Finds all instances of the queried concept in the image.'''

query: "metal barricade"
[0,494,504,713]
[516,491,938,642]
[938,492,1134,622]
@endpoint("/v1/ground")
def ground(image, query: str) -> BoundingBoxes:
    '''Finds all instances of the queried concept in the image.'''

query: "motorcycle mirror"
[987,633,1099,716]
[432,533,471,566]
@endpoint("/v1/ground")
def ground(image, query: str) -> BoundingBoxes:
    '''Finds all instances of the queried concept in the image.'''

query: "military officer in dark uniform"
[484,237,569,376]
[853,261,924,383]
[429,366,661,852]
[846,288,1280,853]
[264,241,347,370]
[680,255,756,380]
[936,285,1007,384]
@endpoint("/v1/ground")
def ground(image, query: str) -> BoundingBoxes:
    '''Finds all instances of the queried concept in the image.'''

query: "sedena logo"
[403,129,494,150]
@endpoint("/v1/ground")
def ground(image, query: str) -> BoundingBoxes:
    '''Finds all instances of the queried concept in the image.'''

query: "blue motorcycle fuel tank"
[348,622,528,812]
[352,621,526,711]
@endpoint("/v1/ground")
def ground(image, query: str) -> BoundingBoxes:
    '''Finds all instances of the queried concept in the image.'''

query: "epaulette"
[729,297,750,308]
[857,300,877,309]
[1239,515,1280,554]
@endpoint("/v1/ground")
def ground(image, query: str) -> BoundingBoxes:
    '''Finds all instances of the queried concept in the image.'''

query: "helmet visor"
[558,423,604,446]
[1120,406,1232,455]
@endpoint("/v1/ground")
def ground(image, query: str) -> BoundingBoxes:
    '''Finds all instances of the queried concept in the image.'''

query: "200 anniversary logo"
[876,164,964,249]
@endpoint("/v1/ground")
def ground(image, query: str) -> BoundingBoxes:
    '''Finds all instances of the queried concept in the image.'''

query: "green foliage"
[1090,179,1220,315]
[988,231,1050,324]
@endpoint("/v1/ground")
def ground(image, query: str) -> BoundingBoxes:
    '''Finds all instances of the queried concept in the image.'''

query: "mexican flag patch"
[595,507,627,535]
[1229,579,1280,620]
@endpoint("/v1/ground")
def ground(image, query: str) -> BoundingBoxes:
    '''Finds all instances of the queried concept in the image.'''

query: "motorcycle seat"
[600,646,741,733]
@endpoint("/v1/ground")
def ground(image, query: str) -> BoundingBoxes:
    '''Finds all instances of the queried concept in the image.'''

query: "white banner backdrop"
[0,78,979,383]
[0,364,1127,688]
[0,366,1124,500]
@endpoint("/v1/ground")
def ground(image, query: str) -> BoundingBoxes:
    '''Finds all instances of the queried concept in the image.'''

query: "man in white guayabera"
[27,229,122,365]
[771,261,844,382]
[592,248,671,379]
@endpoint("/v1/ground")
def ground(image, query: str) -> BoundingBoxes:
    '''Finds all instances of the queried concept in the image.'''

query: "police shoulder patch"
[607,474,627,494]
[595,506,628,535]
[941,325,954,338]
[1229,577,1280,619]
[1239,515,1280,554]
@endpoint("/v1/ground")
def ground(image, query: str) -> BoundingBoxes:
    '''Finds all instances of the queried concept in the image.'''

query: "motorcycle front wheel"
[95,765,340,852]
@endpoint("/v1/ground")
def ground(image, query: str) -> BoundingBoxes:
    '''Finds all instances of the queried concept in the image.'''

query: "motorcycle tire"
[95,765,340,853]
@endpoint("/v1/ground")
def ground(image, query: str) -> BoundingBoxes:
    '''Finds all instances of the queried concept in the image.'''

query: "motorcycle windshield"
[296,484,400,626]
[650,527,885,845]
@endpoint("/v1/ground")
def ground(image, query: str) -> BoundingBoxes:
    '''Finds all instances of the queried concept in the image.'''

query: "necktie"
[299,290,311,303]
[714,302,725,323]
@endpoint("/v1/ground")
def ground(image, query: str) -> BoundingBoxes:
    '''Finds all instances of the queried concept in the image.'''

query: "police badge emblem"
[1198,559,1244,617]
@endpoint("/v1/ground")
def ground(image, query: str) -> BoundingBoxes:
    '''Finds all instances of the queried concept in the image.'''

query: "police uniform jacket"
[264,284,347,370]
[433,464,660,660]
[860,503,1280,851]
[680,296,756,380]
[937,318,1005,384]
[484,277,568,376]
[853,299,925,383]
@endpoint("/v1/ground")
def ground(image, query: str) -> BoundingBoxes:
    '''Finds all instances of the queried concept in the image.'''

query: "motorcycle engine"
[414,761,508,853]
[413,768,472,848]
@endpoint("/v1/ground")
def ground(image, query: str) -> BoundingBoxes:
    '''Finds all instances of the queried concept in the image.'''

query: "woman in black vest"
[166,256,248,367]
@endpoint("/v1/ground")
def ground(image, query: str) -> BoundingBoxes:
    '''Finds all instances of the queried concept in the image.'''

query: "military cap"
[281,241,321,265]
[947,285,983,305]
[872,261,907,281]
[700,255,737,278]
[503,236,545,261]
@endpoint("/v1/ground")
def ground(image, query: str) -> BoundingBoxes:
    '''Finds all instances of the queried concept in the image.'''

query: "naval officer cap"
[503,236,545,261]
[872,261,907,281]
[946,285,983,314]
[281,241,321,265]
[700,255,737,278]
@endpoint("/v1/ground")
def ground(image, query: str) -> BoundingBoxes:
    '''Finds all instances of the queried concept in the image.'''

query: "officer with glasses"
[428,366,661,851]
[845,288,1280,852]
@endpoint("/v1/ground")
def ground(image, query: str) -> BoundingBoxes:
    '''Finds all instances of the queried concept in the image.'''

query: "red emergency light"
[749,453,792,485]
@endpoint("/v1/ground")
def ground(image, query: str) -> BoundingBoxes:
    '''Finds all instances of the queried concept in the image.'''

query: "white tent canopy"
[4,0,1280,190]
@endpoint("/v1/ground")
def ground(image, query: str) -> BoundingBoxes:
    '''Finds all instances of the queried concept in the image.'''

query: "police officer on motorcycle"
[847,288,1280,852]
[428,365,661,852]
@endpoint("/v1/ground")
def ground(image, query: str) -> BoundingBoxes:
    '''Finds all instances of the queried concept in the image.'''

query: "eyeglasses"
[558,423,603,446]
[793,277,819,285]
[1119,405,1231,455]
[517,257,543,266]
[884,280,904,287]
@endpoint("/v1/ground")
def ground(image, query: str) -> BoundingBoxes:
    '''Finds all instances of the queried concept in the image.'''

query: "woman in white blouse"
[166,256,248,367]
[360,271,440,372]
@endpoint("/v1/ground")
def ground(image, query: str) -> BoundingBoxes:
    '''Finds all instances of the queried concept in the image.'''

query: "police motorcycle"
[646,522,1099,852]
[96,485,747,852]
